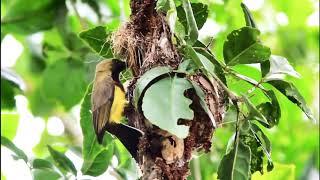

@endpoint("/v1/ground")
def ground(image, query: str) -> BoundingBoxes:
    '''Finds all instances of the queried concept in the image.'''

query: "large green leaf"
[142,76,194,138]
[177,3,208,30]
[47,145,77,176]
[223,27,271,66]
[31,159,54,170]
[79,26,113,58]
[1,136,28,162]
[2,0,66,34]
[267,80,315,121]
[262,55,301,81]
[217,141,252,180]
[42,59,87,110]
[1,113,19,140]
[80,84,114,176]
[133,66,172,108]
[32,169,62,180]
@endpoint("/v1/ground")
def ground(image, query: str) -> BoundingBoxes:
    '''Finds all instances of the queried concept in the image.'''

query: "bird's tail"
[104,123,143,161]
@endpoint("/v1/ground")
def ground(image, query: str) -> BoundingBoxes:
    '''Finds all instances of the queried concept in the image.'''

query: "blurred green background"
[1,0,319,179]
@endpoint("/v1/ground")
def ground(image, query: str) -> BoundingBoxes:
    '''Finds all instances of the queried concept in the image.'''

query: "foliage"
[1,0,318,179]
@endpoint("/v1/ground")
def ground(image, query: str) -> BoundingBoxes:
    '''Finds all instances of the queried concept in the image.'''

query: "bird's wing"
[91,77,114,142]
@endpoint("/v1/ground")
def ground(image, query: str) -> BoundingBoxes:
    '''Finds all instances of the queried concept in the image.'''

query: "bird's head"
[95,59,126,82]
[96,59,125,72]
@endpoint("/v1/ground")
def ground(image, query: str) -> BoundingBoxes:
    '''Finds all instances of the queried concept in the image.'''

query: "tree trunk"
[113,0,226,179]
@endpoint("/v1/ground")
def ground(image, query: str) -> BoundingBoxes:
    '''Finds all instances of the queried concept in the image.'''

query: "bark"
[113,0,226,179]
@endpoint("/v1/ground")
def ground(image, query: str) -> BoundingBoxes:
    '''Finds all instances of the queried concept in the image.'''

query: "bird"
[91,59,143,160]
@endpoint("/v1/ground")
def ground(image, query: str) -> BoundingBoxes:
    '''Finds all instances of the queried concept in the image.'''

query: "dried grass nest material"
[112,23,143,74]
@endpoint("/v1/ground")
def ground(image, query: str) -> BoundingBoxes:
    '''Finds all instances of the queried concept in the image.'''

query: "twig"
[205,37,215,51]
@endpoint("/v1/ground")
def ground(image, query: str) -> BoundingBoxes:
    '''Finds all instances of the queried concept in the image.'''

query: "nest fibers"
[112,22,145,76]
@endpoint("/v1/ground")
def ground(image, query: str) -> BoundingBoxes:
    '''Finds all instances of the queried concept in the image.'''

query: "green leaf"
[42,59,87,110]
[177,59,197,74]
[223,105,238,124]
[80,84,114,176]
[218,141,252,180]
[267,80,315,121]
[114,140,131,169]
[1,68,26,91]
[79,26,113,58]
[28,87,57,118]
[156,0,171,12]
[183,45,203,68]
[32,169,62,180]
[175,20,187,44]
[181,0,199,45]
[190,82,216,127]
[243,96,269,126]
[31,159,54,170]
[83,145,114,176]
[240,3,257,28]
[1,136,28,162]
[177,3,208,30]
[240,133,264,174]
[250,124,273,166]
[183,45,216,76]
[142,76,194,138]
[261,60,270,78]
[2,0,66,34]
[1,68,25,110]
[47,145,77,175]
[167,0,177,36]
[1,113,19,140]
[193,47,227,84]
[196,52,216,76]
[133,66,172,108]
[223,27,271,66]
[263,55,301,81]
[257,90,281,127]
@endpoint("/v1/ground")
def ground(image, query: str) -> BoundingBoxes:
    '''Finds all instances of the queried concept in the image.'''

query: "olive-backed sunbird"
[91,59,143,160]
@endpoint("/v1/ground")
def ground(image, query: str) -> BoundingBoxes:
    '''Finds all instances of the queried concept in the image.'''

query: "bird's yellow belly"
[110,86,126,123]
